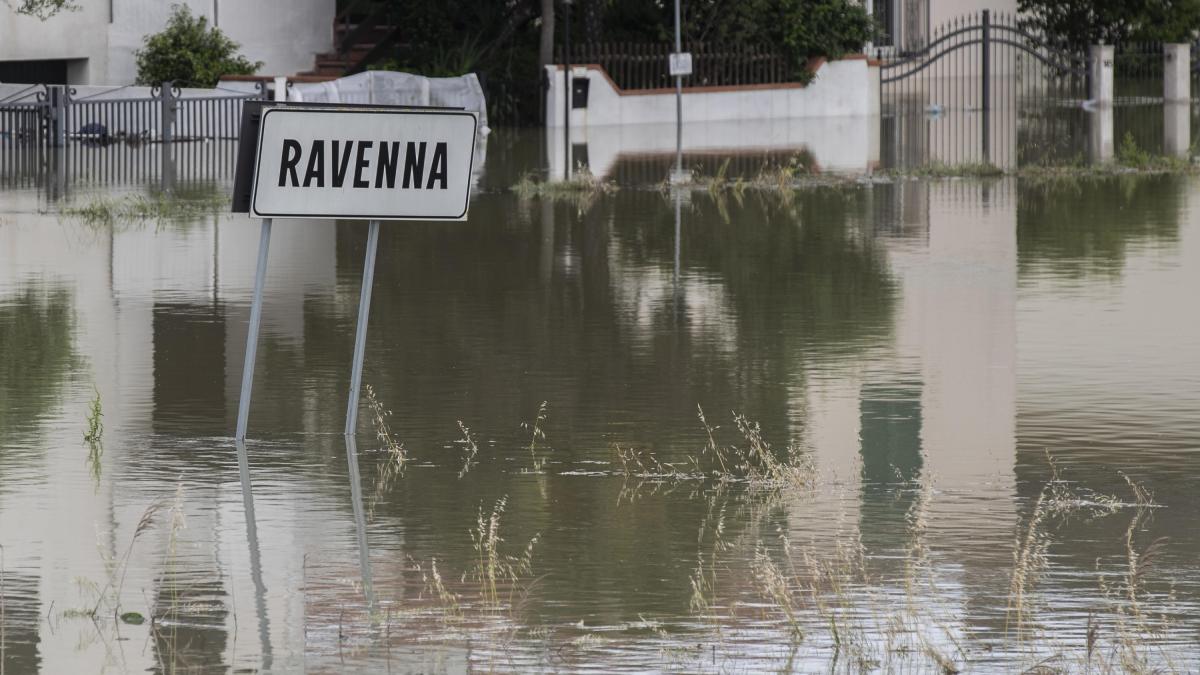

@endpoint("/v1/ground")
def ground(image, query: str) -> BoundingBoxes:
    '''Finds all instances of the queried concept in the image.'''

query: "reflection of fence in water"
[0,83,261,189]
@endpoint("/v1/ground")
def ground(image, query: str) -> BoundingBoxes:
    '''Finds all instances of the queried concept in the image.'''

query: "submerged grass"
[512,167,617,206]
[83,387,104,486]
[61,189,226,226]
[365,384,407,520]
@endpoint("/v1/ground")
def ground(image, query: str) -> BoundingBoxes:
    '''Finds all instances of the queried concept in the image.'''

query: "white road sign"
[251,107,478,221]
[669,52,693,77]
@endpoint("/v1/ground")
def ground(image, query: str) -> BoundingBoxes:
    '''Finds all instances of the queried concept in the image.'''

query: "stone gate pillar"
[1164,43,1191,157]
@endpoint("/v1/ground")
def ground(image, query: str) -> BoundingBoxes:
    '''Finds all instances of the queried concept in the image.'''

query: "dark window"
[0,60,69,85]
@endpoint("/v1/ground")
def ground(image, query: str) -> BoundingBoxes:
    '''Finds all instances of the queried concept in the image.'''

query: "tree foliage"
[134,5,261,88]
[1018,0,1200,52]
[377,0,875,124]
[601,0,875,70]
[8,0,77,20]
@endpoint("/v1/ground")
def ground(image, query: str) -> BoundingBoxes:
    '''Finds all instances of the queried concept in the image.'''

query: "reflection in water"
[0,287,76,447]
[235,440,273,671]
[1,156,1199,670]
[344,435,376,618]
[1018,174,1183,278]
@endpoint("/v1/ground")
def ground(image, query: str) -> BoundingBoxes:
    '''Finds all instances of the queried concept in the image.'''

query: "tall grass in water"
[456,420,480,478]
[365,384,407,519]
[468,496,539,608]
[89,498,167,618]
[721,454,1180,673]
[521,401,550,472]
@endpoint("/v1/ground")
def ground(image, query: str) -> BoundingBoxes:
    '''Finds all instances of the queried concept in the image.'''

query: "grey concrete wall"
[1,0,332,86]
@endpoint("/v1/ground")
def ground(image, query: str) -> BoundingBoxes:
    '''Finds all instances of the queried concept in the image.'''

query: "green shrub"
[134,5,261,88]
[781,0,877,75]
[1117,131,1152,169]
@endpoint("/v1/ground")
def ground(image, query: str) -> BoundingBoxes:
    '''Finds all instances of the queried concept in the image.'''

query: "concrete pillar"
[1087,45,1115,162]
[1163,44,1191,158]
[1164,43,1190,102]
[1164,102,1191,157]
[1089,106,1114,162]
[1089,45,1114,107]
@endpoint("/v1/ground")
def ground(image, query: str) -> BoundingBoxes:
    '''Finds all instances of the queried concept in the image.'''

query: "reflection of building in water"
[547,117,881,181]
[0,192,337,671]
[799,180,1017,632]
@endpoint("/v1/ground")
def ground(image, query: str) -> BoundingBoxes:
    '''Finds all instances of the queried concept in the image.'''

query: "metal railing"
[0,81,264,190]
[555,42,790,90]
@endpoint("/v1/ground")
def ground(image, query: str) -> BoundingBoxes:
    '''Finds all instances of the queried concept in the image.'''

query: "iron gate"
[878,10,1090,168]
[0,82,264,190]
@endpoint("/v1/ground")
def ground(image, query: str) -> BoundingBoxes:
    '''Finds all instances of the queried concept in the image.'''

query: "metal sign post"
[230,103,478,440]
[344,220,381,436]
[669,0,691,184]
[563,0,573,180]
[235,218,272,441]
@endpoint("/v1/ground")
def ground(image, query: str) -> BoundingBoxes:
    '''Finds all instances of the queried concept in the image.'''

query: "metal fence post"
[160,81,177,190]
[981,10,990,163]
[47,85,67,148]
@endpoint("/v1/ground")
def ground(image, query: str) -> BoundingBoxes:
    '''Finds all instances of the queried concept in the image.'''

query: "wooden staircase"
[298,0,402,77]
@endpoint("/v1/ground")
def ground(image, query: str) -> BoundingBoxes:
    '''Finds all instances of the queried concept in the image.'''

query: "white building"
[867,0,1018,52]
[0,0,333,85]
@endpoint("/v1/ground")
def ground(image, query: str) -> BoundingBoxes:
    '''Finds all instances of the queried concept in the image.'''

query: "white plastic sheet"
[288,71,489,184]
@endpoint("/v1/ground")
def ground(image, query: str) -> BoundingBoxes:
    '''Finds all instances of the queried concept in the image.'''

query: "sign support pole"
[344,220,381,437]
[674,0,683,178]
[235,218,273,442]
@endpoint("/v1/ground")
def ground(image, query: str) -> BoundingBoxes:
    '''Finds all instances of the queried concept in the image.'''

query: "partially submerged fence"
[877,11,1092,168]
[0,81,265,190]
[877,10,1200,168]
[555,43,790,90]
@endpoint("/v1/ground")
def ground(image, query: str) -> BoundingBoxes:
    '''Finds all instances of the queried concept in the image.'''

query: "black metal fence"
[877,11,1090,168]
[0,82,263,190]
[555,43,790,90]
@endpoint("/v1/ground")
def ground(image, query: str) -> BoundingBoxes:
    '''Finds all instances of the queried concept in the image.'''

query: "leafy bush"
[779,0,877,81]
[782,0,876,61]
[602,0,876,83]
[135,5,261,87]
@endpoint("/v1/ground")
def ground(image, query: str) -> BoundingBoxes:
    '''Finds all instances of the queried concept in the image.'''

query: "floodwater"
[2,129,1200,673]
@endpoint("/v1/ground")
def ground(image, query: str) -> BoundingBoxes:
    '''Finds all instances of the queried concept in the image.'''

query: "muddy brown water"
[1,131,1199,673]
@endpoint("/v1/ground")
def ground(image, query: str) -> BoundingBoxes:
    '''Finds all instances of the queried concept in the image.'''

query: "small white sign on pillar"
[669,52,693,77]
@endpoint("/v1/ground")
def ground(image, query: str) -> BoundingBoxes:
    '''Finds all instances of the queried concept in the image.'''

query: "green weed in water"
[83,387,104,485]
[512,168,617,214]
[83,387,103,444]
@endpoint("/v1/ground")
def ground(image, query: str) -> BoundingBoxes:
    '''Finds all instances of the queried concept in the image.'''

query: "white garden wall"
[546,56,880,128]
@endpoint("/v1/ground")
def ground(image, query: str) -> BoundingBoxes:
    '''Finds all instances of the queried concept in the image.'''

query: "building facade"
[0,0,333,85]
[867,0,1018,53]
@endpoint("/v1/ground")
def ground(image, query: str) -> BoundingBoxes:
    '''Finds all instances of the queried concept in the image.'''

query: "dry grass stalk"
[456,420,480,478]
[521,401,550,472]
[365,384,407,519]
